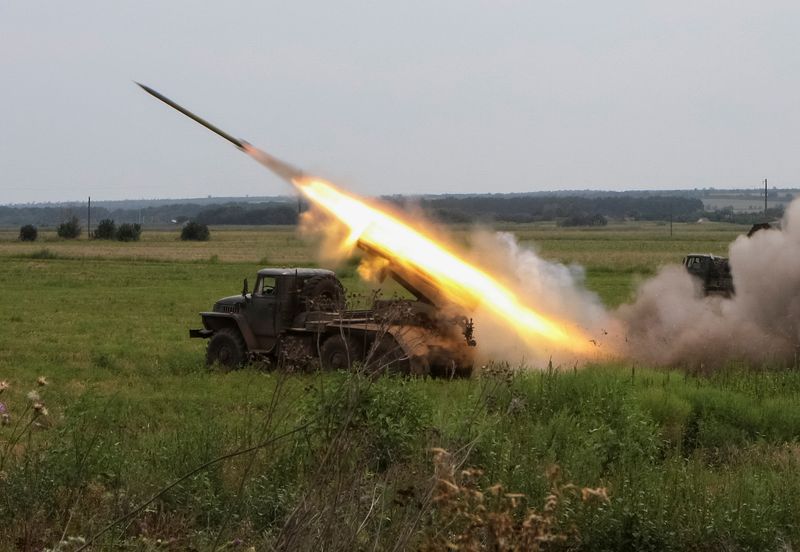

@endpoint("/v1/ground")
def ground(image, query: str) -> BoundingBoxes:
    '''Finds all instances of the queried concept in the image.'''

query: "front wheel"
[206,328,247,370]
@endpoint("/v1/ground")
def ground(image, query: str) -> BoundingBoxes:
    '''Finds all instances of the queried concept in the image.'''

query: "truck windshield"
[257,276,276,295]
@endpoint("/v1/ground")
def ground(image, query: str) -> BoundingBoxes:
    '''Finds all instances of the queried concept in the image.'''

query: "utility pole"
[669,201,673,238]
[764,178,768,216]
[87,196,91,239]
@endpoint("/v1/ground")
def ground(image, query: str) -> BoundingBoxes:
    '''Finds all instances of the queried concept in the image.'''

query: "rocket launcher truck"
[189,246,476,376]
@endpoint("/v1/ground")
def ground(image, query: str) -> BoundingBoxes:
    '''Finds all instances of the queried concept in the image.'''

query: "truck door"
[248,276,277,336]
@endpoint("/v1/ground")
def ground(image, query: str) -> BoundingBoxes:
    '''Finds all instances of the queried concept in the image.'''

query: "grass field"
[4,221,799,551]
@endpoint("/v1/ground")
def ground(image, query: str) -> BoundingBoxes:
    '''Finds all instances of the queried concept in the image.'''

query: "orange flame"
[293,176,596,354]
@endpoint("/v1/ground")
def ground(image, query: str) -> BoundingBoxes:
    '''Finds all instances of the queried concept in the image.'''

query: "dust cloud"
[416,204,800,370]
[618,200,800,368]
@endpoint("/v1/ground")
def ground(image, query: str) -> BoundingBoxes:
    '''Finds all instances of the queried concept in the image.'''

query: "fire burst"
[292,176,595,354]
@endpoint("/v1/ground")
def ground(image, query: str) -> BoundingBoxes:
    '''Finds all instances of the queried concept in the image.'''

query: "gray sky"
[2,1,799,204]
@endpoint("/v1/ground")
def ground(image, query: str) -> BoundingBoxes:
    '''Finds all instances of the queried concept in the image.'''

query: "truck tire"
[300,275,345,312]
[320,335,363,371]
[206,328,247,370]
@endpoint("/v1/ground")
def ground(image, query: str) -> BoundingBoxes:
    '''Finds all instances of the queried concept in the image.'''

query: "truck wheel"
[365,337,412,376]
[300,275,345,312]
[320,335,363,371]
[206,328,247,370]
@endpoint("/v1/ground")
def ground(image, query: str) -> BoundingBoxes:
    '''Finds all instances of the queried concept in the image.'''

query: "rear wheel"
[320,335,363,371]
[206,328,247,370]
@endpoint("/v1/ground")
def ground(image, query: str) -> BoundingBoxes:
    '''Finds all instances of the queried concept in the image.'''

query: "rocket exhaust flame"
[138,83,602,358]
[247,145,596,354]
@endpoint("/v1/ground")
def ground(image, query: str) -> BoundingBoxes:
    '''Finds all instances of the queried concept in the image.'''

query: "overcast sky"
[2,1,799,204]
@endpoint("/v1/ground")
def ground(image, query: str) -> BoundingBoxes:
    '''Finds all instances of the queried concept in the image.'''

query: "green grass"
[2,222,798,550]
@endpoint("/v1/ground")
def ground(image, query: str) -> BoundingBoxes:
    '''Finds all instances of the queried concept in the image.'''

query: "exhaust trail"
[136,83,304,183]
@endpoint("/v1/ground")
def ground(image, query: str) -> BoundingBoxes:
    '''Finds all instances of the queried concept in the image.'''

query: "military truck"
[682,254,734,296]
[190,254,475,377]
[682,223,779,296]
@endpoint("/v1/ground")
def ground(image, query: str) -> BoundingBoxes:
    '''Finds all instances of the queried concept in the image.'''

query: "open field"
[0,220,743,305]
[3,222,800,551]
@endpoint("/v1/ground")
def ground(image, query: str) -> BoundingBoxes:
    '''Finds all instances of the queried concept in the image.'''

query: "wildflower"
[544,493,559,512]
[0,380,8,393]
[505,492,526,508]
[33,402,48,417]
[37,376,48,386]
[506,396,527,416]
[26,390,40,402]
[581,486,610,503]
[438,479,460,492]
[0,402,5,414]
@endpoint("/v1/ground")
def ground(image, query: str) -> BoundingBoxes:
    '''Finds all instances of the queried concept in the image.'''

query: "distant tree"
[181,221,210,241]
[558,213,608,227]
[19,224,38,242]
[195,204,298,225]
[94,218,116,239]
[115,223,142,242]
[57,216,82,239]
[431,208,473,224]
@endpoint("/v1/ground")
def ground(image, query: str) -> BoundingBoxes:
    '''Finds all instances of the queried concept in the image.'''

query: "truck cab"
[682,254,734,296]
[190,268,345,366]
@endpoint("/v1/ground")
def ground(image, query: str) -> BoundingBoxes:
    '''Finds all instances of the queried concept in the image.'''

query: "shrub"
[56,216,82,239]
[18,224,37,242]
[181,221,210,241]
[116,223,142,242]
[306,373,432,471]
[93,218,116,239]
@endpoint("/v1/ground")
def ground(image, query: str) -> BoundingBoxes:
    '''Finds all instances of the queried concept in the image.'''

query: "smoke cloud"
[617,199,800,368]
[434,201,800,370]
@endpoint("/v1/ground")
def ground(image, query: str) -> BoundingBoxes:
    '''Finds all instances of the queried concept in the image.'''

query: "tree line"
[0,202,299,227]
[411,195,705,224]
[5,194,734,228]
